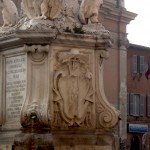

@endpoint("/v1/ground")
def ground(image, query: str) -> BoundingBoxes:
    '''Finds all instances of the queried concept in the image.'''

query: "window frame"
[128,93,145,117]
[132,55,145,75]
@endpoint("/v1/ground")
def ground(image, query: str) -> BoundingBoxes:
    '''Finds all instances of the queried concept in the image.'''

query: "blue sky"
[125,0,150,47]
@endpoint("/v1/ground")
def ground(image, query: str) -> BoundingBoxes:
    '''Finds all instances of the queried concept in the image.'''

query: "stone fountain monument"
[0,0,119,149]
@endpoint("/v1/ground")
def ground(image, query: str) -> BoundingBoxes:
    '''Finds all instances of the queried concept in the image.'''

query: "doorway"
[130,135,140,150]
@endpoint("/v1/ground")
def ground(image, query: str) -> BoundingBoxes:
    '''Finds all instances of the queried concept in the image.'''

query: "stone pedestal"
[0,30,119,149]
[53,130,116,150]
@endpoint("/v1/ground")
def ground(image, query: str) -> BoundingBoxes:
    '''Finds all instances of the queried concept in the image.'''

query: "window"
[128,93,144,116]
[147,96,150,117]
[132,55,144,74]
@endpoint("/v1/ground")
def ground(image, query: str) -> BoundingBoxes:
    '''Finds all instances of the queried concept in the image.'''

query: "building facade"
[127,43,150,150]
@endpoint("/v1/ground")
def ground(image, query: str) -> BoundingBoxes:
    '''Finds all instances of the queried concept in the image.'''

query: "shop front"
[127,124,149,150]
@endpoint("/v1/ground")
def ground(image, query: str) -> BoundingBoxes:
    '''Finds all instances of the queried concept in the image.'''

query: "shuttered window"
[147,96,150,117]
[132,55,144,74]
[139,56,145,74]
[129,93,145,116]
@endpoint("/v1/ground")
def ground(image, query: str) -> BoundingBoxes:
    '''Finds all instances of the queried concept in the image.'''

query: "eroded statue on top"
[0,0,105,35]
[22,0,63,20]
[79,0,103,24]
[0,0,18,27]
[0,0,18,34]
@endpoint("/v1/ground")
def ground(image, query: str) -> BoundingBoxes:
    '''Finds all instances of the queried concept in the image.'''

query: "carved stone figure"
[79,0,103,24]
[1,0,18,27]
[22,0,62,20]
[33,0,43,17]
[40,0,63,19]
[21,102,47,128]
[22,0,35,19]
[53,49,94,127]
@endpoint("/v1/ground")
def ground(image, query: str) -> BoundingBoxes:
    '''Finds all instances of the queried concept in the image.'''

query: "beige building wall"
[101,0,136,142]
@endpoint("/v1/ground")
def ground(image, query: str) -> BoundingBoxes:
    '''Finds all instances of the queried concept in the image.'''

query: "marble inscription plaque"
[5,55,26,123]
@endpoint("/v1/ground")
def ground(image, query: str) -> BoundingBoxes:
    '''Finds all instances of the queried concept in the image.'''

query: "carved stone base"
[1,130,117,150]
[13,129,54,150]
[53,130,117,150]
[55,145,112,150]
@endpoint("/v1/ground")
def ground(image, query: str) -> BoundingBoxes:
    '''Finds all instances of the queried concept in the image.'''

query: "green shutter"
[140,56,144,74]
[147,96,150,117]
[140,94,144,116]
[135,94,140,116]
[129,93,134,115]
[132,55,137,74]
[127,93,129,115]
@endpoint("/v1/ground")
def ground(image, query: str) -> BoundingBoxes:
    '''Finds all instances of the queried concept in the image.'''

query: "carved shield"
[53,50,94,127]
[58,74,92,125]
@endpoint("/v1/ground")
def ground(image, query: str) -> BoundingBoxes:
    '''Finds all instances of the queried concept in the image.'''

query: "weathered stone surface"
[13,129,54,150]
[20,45,50,128]
[0,145,12,150]
[55,146,112,150]
[0,0,121,149]
[5,55,26,125]
[53,49,95,128]
[0,31,119,149]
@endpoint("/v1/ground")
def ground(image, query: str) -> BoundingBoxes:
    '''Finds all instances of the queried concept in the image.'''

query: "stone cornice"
[101,1,137,24]
[0,31,113,51]
[14,31,112,49]
[0,34,22,51]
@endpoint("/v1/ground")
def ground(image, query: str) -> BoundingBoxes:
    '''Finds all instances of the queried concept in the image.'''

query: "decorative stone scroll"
[96,49,119,129]
[53,49,95,128]
[20,45,50,128]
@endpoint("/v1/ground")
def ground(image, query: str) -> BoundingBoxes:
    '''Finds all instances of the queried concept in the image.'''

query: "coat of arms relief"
[53,49,95,128]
